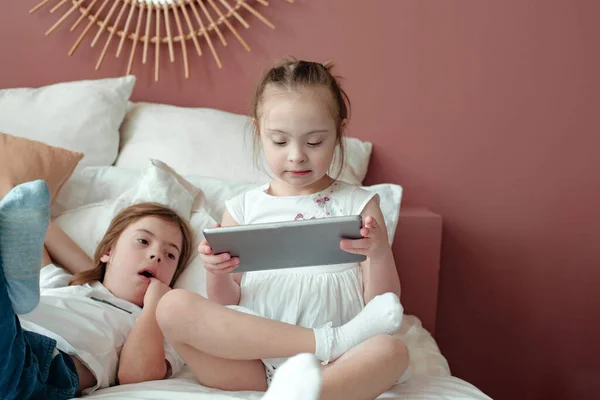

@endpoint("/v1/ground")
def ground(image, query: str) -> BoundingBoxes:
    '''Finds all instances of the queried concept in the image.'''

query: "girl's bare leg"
[168,332,408,399]
[157,289,316,360]
[320,335,409,400]
[157,289,314,391]
[171,341,268,391]
[156,289,408,398]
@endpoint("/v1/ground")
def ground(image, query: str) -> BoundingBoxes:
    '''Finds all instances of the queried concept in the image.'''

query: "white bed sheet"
[81,376,489,400]
[82,316,491,400]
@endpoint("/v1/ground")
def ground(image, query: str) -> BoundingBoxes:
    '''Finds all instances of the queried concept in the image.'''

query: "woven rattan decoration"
[30,0,292,81]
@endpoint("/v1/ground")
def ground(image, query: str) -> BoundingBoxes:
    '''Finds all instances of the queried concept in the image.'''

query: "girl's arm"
[118,279,170,384]
[205,210,242,306]
[44,221,95,274]
[356,198,402,303]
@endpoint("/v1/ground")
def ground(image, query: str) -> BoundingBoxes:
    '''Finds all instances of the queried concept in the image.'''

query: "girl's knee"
[368,335,409,382]
[369,335,409,364]
[156,289,198,334]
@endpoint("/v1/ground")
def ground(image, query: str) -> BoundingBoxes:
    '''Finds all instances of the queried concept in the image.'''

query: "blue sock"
[0,180,50,314]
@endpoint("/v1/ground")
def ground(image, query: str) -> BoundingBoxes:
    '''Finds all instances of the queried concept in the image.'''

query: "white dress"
[225,181,377,374]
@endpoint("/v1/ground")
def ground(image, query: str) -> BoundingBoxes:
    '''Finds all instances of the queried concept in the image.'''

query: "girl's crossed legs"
[157,289,409,400]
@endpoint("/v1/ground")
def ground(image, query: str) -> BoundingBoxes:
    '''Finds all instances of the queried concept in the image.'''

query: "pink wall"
[2,1,599,398]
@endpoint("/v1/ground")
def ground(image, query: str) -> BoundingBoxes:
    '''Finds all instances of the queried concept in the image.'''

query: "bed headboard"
[392,206,442,336]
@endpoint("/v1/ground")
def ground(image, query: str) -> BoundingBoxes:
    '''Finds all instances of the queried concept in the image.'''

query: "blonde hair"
[69,203,194,287]
[250,58,351,179]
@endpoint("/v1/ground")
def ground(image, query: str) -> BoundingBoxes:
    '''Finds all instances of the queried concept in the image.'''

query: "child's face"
[258,85,341,193]
[100,216,183,307]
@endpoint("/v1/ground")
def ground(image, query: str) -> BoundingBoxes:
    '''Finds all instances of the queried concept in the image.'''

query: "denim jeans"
[0,266,79,400]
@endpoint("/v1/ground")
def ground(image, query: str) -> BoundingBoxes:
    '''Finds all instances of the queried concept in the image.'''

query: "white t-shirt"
[18,264,184,394]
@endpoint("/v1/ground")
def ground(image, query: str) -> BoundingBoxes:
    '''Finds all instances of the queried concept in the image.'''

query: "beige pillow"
[0,132,83,202]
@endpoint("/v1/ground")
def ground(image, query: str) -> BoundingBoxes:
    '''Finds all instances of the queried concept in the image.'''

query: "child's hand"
[340,216,388,259]
[144,278,171,309]
[198,224,240,274]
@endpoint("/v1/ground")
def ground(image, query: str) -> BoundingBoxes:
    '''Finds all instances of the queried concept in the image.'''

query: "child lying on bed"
[155,59,410,400]
[0,181,195,399]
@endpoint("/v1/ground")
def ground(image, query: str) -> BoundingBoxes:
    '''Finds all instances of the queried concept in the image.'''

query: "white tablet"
[203,215,366,273]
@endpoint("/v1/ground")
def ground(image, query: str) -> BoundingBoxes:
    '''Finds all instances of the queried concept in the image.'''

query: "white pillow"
[0,76,135,167]
[111,159,200,221]
[51,165,140,218]
[115,102,372,185]
[54,161,199,257]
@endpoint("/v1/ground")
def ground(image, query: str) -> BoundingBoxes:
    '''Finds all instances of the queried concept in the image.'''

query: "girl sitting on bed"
[156,59,410,400]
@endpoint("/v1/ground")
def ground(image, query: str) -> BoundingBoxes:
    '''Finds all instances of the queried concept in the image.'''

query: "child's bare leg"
[319,335,409,400]
[157,289,316,360]
[170,332,408,399]
[172,343,322,400]
[171,341,268,391]
[157,289,296,391]
[157,289,402,362]
[157,290,405,396]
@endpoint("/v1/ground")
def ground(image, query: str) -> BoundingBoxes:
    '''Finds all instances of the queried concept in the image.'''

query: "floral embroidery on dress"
[294,182,340,220]
[315,195,331,208]
[314,182,338,216]
[294,213,317,221]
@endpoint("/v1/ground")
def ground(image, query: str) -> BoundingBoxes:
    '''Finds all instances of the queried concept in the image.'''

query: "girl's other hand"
[339,216,388,259]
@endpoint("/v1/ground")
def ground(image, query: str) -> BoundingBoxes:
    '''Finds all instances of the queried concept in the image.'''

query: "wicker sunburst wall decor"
[30,0,292,81]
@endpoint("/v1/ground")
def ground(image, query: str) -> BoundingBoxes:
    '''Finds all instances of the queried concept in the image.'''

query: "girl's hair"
[69,202,194,287]
[250,58,351,179]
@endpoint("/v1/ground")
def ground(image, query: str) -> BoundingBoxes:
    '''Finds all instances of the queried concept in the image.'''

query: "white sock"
[313,292,403,364]
[261,353,322,400]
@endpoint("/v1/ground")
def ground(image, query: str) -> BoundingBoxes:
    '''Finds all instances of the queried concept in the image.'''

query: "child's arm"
[203,210,242,306]
[341,198,402,303]
[44,221,95,274]
[118,279,170,384]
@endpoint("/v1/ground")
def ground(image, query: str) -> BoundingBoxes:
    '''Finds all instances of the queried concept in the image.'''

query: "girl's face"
[101,216,183,307]
[258,85,343,196]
